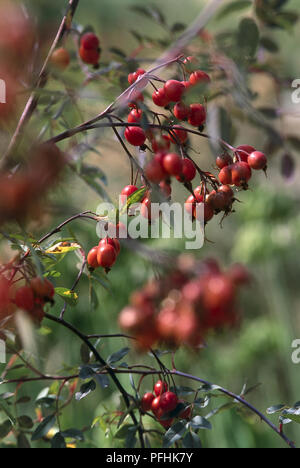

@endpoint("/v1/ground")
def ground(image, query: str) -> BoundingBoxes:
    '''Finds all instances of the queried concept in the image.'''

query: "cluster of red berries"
[119,257,250,350]
[79,32,101,66]
[218,145,267,188]
[87,237,121,272]
[0,275,54,325]
[141,380,191,430]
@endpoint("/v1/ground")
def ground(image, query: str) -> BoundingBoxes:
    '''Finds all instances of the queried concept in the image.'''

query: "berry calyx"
[164,80,185,102]
[124,126,146,147]
[162,153,183,176]
[154,380,168,397]
[87,246,100,269]
[97,244,117,269]
[248,151,267,171]
[188,104,206,127]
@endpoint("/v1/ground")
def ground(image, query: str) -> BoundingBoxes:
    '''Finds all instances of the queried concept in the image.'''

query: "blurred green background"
[1,0,300,448]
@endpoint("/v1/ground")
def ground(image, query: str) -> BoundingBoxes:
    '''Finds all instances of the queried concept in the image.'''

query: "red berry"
[168,125,188,145]
[152,88,170,107]
[97,244,117,269]
[219,166,232,185]
[218,184,234,200]
[128,68,146,85]
[50,48,70,70]
[151,396,164,419]
[231,162,252,187]
[174,102,190,121]
[15,286,35,311]
[145,159,166,183]
[177,158,196,182]
[87,246,100,269]
[206,190,229,211]
[30,278,55,300]
[120,185,138,204]
[128,109,142,123]
[164,80,185,102]
[140,197,158,221]
[185,190,204,216]
[194,202,214,223]
[124,126,146,146]
[183,80,193,92]
[79,46,100,65]
[248,151,267,170]
[216,153,233,169]
[236,145,256,162]
[80,33,100,50]
[151,135,170,153]
[154,380,168,397]
[189,70,210,85]
[203,274,235,310]
[188,104,206,127]
[160,391,178,413]
[162,153,183,176]
[141,392,155,412]
[99,237,121,256]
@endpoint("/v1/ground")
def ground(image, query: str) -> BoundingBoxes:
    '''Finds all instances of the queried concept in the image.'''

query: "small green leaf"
[75,380,96,401]
[18,415,34,429]
[0,420,12,439]
[107,347,130,365]
[266,404,286,415]
[217,0,252,19]
[189,415,212,430]
[31,415,56,441]
[163,421,187,448]
[237,18,260,58]
[182,431,202,448]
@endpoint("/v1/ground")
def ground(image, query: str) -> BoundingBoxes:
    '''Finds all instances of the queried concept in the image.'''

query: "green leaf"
[237,18,260,58]
[51,432,66,448]
[170,386,195,397]
[0,420,12,439]
[75,380,96,401]
[182,431,202,448]
[18,415,34,429]
[61,429,84,441]
[31,415,56,441]
[55,288,78,306]
[94,373,110,389]
[163,421,187,448]
[217,0,252,19]
[260,36,279,53]
[189,415,212,430]
[80,344,90,365]
[266,404,286,415]
[115,424,136,439]
[107,347,130,365]
[281,409,300,424]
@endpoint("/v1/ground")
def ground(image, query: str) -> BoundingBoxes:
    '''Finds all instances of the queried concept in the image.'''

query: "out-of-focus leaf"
[281,153,295,180]
[75,380,96,401]
[163,421,187,448]
[0,420,12,439]
[237,18,260,58]
[107,347,130,365]
[260,36,279,52]
[266,404,286,415]
[182,431,202,448]
[217,0,252,19]
[31,414,56,441]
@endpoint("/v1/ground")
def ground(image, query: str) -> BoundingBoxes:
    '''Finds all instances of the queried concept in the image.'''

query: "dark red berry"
[80,33,100,50]
[87,246,100,269]
[97,244,117,269]
[248,151,267,170]
[141,392,155,412]
[231,162,252,186]
[160,391,178,413]
[188,104,206,127]
[154,380,168,397]
[162,153,183,176]
[174,102,190,121]
[219,166,232,185]
[15,286,35,311]
[216,153,233,169]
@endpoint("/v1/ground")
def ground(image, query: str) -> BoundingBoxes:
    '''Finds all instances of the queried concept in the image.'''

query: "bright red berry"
[80,33,100,50]
[168,125,188,144]
[154,380,168,397]
[87,246,100,269]
[177,158,196,182]
[248,151,267,170]
[162,153,183,176]
[97,244,117,269]
[188,104,206,127]
[79,46,100,65]
[15,286,35,311]
[128,68,146,85]
[124,126,146,146]
[236,145,256,162]
[189,70,210,85]
[152,88,170,107]
[151,396,164,419]
[164,80,185,102]
[99,237,121,256]
[128,108,142,123]
[174,102,190,121]
[141,392,155,412]
[160,391,178,413]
